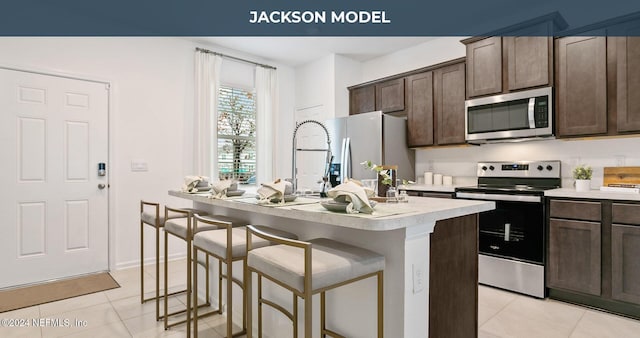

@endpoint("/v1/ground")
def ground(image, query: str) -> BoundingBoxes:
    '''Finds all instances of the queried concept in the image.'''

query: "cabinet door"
[556,36,608,136]
[466,37,502,98]
[375,78,405,113]
[506,36,551,90]
[406,72,434,147]
[548,219,601,296]
[434,62,466,145]
[349,85,375,115]
[612,224,640,304]
[616,36,640,133]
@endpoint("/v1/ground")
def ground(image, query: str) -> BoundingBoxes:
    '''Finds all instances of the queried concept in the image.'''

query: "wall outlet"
[615,155,626,167]
[412,264,425,294]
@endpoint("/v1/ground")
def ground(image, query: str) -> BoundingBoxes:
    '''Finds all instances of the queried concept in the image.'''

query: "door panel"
[0,68,109,288]
[556,36,607,136]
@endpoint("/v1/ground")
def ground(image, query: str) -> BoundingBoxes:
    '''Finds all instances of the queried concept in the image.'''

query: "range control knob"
[546,165,553,171]
[489,165,495,171]
[481,166,488,171]
[537,165,544,171]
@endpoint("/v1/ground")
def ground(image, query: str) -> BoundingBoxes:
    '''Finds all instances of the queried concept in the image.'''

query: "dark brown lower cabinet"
[430,214,478,338]
[548,219,601,295]
[548,199,640,319]
[611,224,640,304]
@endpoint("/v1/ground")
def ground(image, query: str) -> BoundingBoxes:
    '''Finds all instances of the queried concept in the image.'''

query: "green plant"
[360,160,414,186]
[573,164,593,180]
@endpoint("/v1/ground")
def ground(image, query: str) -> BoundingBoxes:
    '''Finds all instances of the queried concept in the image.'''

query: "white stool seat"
[248,238,385,293]
[140,211,166,226]
[141,208,204,227]
[164,213,238,239]
[194,226,296,260]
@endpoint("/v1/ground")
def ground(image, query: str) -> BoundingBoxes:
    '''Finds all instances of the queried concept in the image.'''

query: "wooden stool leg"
[378,271,384,338]
[293,294,298,338]
[164,230,169,330]
[258,275,263,338]
[226,256,233,338]
[186,236,192,338]
[140,220,144,304]
[321,291,326,338]
[193,246,199,338]
[155,223,161,320]
[246,267,253,338]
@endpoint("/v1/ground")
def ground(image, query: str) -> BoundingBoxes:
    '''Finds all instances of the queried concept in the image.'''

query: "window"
[217,86,256,182]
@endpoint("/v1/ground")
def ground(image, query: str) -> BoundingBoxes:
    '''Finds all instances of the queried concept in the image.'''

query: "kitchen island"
[170,191,494,338]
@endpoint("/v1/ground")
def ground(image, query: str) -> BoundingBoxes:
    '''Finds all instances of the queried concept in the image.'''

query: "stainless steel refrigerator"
[325,111,415,185]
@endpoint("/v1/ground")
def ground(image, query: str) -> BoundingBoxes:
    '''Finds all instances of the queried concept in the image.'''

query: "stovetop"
[456,160,562,195]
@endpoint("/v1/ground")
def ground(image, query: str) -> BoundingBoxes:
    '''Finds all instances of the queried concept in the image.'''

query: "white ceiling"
[193,37,437,67]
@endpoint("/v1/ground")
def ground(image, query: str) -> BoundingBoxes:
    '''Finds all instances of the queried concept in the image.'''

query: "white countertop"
[545,188,640,201]
[398,184,470,193]
[169,190,494,231]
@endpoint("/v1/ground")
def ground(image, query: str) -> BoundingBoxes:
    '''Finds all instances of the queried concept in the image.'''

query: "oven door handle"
[456,192,541,203]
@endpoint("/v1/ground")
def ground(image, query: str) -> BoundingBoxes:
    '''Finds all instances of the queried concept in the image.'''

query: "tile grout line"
[567,308,588,338]
[106,292,134,338]
[479,290,521,332]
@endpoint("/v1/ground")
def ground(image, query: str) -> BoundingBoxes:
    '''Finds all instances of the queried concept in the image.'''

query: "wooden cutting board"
[603,167,640,187]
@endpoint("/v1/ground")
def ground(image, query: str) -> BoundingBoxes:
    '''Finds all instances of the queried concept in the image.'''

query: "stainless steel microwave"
[465,87,553,143]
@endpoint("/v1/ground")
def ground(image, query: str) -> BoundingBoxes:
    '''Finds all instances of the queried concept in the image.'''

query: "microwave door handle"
[528,98,536,128]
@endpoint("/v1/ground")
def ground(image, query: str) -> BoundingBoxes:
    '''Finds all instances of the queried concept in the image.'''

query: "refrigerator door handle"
[340,138,347,184]
[344,137,351,180]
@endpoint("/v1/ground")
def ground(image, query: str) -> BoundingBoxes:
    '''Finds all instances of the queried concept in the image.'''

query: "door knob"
[98,183,106,190]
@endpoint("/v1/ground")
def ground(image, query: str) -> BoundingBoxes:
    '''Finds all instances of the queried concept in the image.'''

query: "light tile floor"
[2,259,640,337]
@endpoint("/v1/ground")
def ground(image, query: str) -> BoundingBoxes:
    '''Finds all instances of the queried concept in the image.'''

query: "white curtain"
[255,66,278,184]
[194,51,222,179]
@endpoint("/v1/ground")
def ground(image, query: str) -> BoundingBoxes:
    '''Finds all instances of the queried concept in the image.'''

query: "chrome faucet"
[291,120,332,193]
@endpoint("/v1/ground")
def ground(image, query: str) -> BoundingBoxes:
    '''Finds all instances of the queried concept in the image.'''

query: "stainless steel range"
[455,160,561,298]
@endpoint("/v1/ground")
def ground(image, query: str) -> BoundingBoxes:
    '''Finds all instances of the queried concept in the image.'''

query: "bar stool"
[192,216,299,338]
[163,206,218,334]
[245,225,385,338]
[140,201,195,321]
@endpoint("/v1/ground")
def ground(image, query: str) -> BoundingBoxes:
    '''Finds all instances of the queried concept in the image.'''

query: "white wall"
[334,54,362,118]
[416,137,640,189]
[0,37,295,269]
[359,37,640,188]
[360,37,467,82]
[295,53,363,120]
[295,54,335,120]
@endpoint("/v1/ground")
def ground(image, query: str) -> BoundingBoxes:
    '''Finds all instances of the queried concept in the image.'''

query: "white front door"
[0,68,109,289]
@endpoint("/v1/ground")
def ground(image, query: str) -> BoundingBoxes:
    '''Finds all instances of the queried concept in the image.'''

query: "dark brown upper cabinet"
[375,78,405,113]
[349,85,376,115]
[434,62,466,145]
[555,36,608,137]
[615,31,640,133]
[464,35,553,99]
[506,36,552,91]
[406,71,434,147]
[463,16,561,99]
[405,60,466,148]
[465,36,502,98]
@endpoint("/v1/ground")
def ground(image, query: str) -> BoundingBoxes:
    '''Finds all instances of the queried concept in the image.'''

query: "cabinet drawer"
[613,203,640,225]
[550,200,601,221]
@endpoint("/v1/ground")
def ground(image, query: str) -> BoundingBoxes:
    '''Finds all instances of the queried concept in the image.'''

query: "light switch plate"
[131,159,148,172]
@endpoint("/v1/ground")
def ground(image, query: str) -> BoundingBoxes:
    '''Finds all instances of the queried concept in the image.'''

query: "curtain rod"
[196,47,277,70]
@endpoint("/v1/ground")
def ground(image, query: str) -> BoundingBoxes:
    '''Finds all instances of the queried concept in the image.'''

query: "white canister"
[424,172,433,185]
[443,175,453,186]
[433,174,443,185]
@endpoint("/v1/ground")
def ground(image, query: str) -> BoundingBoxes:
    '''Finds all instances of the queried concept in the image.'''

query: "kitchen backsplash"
[415,136,640,189]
